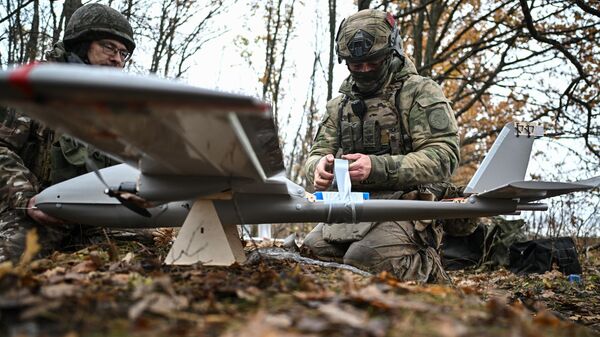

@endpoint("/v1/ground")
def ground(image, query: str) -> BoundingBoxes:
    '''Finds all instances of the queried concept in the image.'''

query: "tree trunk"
[63,0,82,28]
[326,0,336,101]
[24,0,38,62]
[357,0,371,10]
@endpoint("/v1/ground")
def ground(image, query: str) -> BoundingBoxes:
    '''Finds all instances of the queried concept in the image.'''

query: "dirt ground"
[0,233,599,337]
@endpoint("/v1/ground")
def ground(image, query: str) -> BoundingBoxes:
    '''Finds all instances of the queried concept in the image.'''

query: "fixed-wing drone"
[0,64,598,266]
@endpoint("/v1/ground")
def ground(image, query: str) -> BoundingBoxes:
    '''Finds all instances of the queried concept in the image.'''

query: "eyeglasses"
[98,41,131,62]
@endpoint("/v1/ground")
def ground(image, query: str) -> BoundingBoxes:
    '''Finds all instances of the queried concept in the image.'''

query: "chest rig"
[22,121,55,188]
[338,80,412,156]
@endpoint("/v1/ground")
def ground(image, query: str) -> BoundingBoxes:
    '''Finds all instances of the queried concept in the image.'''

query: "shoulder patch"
[427,107,449,131]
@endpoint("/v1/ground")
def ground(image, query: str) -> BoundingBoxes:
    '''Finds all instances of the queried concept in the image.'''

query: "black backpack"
[509,237,582,275]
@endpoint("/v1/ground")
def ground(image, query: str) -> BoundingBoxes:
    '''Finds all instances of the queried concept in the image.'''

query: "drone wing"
[0,63,286,199]
[477,177,600,202]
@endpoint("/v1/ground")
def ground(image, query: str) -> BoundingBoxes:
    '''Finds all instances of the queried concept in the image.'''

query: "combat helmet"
[336,9,403,64]
[64,3,135,53]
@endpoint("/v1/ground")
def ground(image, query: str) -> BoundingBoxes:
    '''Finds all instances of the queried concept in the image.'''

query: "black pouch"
[509,237,582,275]
[350,100,367,119]
[341,121,363,154]
[362,119,381,152]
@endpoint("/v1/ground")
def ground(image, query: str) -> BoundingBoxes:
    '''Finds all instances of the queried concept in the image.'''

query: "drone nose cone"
[35,184,63,204]
[34,163,140,209]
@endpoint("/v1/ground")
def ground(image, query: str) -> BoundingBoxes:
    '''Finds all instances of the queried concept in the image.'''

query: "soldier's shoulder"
[324,95,346,119]
[402,75,448,102]
[326,95,346,109]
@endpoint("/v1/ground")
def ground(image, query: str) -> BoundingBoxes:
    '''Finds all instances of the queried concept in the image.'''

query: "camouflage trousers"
[303,221,449,283]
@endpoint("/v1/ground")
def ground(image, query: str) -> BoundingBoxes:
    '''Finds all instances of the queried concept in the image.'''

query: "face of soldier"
[346,56,391,95]
[87,39,130,68]
[347,60,384,73]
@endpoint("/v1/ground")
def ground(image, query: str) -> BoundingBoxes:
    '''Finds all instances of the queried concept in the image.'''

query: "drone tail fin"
[464,122,543,195]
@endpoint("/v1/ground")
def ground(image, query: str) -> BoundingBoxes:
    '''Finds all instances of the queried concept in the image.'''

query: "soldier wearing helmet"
[0,4,136,263]
[47,3,136,67]
[303,9,461,283]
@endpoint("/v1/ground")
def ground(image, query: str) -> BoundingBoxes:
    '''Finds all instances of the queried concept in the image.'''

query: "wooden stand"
[164,199,246,265]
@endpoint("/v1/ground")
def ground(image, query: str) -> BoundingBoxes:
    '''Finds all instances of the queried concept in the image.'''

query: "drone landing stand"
[164,199,246,266]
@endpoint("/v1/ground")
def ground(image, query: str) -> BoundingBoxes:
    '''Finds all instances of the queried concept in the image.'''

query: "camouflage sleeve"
[368,79,460,189]
[0,146,39,216]
[304,97,343,187]
[0,109,32,152]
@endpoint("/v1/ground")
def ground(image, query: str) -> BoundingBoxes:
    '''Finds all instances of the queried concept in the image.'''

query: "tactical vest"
[338,80,412,157]
[22,121,55,187]
[49,134,119,185]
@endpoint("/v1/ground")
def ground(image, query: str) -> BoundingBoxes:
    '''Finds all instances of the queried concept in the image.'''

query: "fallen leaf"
[221,311,309,337]
[533,310,562,327]
[293,290,335,301]
[72,260,98,273]
[318,302,367,328]
[541,290,555,299]
[20,300,62,320]
[40,283,78,299]
[423,285,454,297]
[121,252,135,264]
[153,228,175,247]
[236,286,261,302]
[128,293,188,320]
[295,316,330,333]
[0,261,14,279]
[350,284,395,309]
[434,317,469,337]
[40,266,66,280]
[264,313,293,328]
[110,273,131,285]
[19,229,40,266]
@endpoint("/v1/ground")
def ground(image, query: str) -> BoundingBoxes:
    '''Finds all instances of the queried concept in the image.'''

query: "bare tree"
[259,0,297,123]
[287,49,321,185]
[137,0,228,78]
[326,0,336,101]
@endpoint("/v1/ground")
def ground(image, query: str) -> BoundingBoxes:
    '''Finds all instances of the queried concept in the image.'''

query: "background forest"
[1,0,598,238]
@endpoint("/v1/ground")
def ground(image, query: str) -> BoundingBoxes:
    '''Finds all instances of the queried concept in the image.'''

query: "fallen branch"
[584,242,600,259]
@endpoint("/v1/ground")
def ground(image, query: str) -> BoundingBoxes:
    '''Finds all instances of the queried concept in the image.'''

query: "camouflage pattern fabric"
[45,42,87,64]
[0,146,38,215]
[0,145,77,264]
[336,9,404,63]
[0,210,74,264]
[0,110,31,151]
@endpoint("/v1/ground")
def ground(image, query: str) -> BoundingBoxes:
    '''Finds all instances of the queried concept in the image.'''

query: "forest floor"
[0,232,599,337]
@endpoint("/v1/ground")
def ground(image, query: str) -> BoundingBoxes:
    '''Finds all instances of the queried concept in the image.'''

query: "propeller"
[86,158,152,218]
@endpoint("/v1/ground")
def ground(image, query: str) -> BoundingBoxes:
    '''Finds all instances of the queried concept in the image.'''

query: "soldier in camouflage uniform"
[0,3,136,263]
[303,9,461,283]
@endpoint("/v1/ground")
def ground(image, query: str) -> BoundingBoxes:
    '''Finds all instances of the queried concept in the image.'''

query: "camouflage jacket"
[305,57,460,192]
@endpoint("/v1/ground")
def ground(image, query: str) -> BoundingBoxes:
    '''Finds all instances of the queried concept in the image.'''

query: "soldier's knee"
[302,224,323,250]
[343,242,382,271]
[302,224,347,262]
